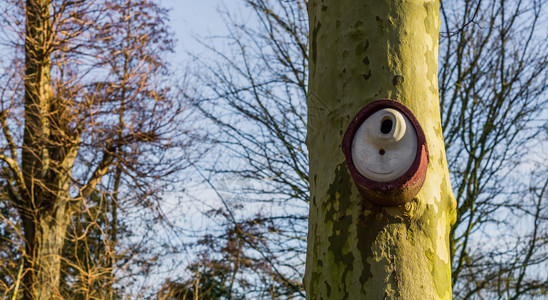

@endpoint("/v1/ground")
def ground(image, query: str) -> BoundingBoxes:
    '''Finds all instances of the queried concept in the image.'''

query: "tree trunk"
[21,1,74,298]
[22,204,71,299]
[304,0,456,299]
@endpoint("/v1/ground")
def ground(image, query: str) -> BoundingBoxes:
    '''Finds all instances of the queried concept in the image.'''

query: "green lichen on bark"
[305,0,455,299]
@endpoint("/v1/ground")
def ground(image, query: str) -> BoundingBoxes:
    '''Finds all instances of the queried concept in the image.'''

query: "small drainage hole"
[379,149,385,155]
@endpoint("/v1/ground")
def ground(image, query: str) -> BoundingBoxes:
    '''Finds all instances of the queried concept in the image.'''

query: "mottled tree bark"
[304,0,456,299]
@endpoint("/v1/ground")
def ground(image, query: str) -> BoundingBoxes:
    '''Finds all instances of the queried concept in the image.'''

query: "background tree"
[439,0,548,298]
[0,0,191,298]
[187,0,309,298]
[187,0,547,298]
[160,217,298,299]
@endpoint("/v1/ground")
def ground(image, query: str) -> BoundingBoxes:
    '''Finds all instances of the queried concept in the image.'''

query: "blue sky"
[164,0,234,55]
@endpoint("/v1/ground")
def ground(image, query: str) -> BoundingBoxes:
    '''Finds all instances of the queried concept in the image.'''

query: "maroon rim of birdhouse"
[342,99,429,207]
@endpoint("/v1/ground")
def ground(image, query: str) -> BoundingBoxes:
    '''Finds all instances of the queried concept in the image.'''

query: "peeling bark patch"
[363,70,372,80]
[419,205,452,298]
[440,175,457,225]
[324,164,354,297]
[309,232,323,297]
[423,2,437,33]
[376,16,384,30]
[392,75,404,86]
[430,251,451,298]
[356,208,379,294]
[311,22,322,65]
[355,40,369,56]
[348,21,364,41]
[375,87,383,97]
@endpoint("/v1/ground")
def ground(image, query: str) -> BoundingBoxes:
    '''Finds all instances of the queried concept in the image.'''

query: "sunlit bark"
[305,0,456,298]
[0,0,179,297]
[19,1,74,298]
